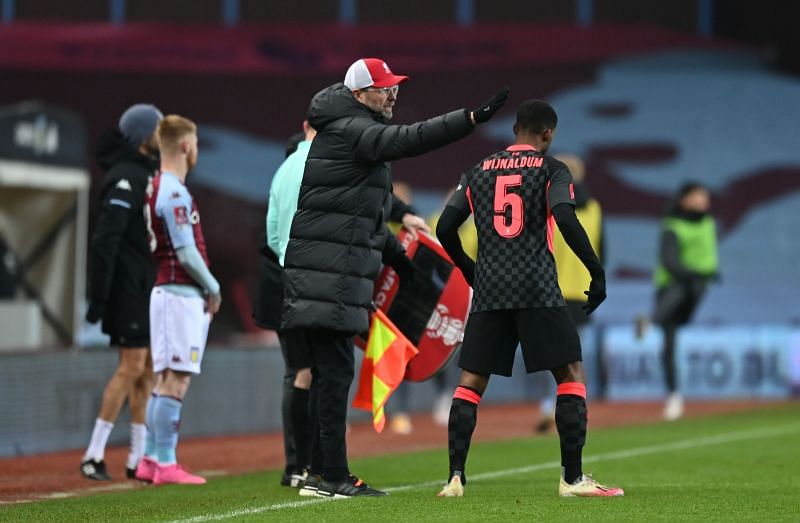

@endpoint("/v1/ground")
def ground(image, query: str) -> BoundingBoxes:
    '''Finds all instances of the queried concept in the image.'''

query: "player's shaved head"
[515,100,558,134]
[157,115,197,154]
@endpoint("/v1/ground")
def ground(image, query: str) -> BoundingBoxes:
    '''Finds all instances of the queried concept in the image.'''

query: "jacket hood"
[95,129,158,173]
[307,83,382,130]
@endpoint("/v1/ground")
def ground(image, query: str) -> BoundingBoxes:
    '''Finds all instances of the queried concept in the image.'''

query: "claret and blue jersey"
[145,171,210,288]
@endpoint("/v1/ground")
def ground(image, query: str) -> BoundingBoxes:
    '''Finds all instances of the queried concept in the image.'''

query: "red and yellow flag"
[353,309,419,433]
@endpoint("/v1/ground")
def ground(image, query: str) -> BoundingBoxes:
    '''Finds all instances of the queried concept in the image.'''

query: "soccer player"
[134,115,221,486]
[81,104,161,481]
[435,100,623,498]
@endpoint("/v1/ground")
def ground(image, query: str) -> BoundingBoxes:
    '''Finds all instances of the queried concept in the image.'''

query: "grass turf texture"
[3,404,799,522]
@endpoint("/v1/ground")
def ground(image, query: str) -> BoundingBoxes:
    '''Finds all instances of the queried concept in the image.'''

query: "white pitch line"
[172,498,333,523]
[41,482,137,500]
[168,422,800,523]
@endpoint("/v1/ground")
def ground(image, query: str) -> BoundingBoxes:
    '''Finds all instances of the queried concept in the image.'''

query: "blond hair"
[157,115,197,154]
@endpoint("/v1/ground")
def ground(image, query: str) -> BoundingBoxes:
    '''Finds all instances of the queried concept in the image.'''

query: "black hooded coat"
[88,130,158,338]
[281,83,474,334]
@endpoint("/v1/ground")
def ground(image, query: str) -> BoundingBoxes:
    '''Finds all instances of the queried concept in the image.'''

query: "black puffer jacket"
[282,83,474,334]
[89,130,158,338]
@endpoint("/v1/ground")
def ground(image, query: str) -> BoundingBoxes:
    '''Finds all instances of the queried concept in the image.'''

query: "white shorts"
[150,287,211,375]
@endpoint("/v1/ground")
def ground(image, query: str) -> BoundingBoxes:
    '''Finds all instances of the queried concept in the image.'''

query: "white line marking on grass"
[172,499,332,522]
[41,482,136,500]
[167,422,800,523]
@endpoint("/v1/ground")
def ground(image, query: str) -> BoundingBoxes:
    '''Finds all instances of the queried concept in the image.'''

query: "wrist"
[206,280,221,297]
[590,268,605,281]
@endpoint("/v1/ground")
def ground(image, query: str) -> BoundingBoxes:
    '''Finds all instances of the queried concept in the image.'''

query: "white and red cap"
[343,58,409,90]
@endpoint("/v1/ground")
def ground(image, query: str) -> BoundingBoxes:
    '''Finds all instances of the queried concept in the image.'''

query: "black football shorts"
[110,335,150,349]
[458,307,582,376]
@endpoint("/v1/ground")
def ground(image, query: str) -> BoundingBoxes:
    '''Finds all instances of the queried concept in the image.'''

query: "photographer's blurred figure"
[652,182,719,420]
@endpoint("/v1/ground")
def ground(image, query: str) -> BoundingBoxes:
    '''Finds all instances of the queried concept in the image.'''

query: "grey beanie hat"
[119,103,164,147]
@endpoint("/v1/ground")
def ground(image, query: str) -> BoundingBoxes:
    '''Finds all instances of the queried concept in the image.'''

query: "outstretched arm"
[352,87,509,163]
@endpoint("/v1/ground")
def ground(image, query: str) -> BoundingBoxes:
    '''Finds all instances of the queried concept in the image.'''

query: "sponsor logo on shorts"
[172,354,182,363]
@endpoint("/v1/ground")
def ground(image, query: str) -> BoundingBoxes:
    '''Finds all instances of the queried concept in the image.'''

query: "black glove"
[85,301,104,324]
[471,86,510,125]
[582,277,606,315]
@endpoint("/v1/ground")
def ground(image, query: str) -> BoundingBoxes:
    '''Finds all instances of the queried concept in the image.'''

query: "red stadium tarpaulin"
[0,22,728,74]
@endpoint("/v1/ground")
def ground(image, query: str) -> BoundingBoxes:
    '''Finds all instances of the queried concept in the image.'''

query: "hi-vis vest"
[552,199,602,302]
[654,215,718,288]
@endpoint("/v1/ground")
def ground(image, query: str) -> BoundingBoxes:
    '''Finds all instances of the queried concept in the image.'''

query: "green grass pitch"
[4,404,799,522]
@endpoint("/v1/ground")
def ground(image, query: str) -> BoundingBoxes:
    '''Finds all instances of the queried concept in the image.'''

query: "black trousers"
[278,333,298,471]
[305,329,355,481]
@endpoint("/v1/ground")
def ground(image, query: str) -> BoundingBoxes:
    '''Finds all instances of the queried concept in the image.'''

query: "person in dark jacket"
[80,104,161,481]
[652,182,718,421]
[283,57,509,498]
[255,126,435,488]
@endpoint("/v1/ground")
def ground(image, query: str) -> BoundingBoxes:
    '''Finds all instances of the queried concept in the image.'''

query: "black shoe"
[80,459,111,481]
[299,473,322,497]
[126,467,137,480]
[283,469,308,488]
[316,474,387,498]
[281,468,308,488]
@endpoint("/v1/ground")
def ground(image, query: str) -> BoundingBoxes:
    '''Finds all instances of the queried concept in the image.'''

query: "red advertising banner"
[0,22,725,74]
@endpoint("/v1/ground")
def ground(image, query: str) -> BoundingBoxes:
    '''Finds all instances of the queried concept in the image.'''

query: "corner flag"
[353,309,418,433]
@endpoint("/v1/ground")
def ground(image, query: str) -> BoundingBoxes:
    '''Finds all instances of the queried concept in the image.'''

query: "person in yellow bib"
[536,154,603,432]
[653,182,719,421]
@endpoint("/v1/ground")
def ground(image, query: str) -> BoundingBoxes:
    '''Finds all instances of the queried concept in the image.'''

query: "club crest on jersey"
[115,178,132,191]
[174,206,189,226]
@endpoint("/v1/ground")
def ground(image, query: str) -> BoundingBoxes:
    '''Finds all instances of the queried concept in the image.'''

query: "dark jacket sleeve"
[551,203,604,280]
[88,172,140,307]
[436,205,475,286]
[659,229,696,282]
[381,222,406,266]
[350,109,474,163]
[389,193,414,223]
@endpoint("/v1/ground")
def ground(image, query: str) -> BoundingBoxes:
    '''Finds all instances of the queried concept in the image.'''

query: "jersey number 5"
[493,174,523,238]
